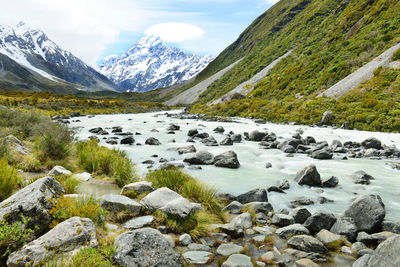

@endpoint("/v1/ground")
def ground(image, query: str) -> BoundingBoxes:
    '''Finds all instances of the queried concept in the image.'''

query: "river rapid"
[70,110,400,220]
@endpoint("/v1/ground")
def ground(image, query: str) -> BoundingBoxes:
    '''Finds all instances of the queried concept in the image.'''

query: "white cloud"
[145,23,205,43]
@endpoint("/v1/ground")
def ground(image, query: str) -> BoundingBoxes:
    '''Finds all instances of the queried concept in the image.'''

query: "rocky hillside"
[0,22,120,93]
[98,35,214,92]
[162,0,400,131]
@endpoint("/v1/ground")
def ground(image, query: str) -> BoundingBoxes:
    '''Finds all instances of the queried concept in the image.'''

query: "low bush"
[69,246,115,267]
[54,175,82,194]
[393,48,400,61]
[0,157,22,201]
[50,195,107,227]
[76,140,137,187]
[0,218,34,264]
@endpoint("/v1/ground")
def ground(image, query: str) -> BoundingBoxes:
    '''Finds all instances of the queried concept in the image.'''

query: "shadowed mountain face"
[98,35,214,93]
[0,22,120,93]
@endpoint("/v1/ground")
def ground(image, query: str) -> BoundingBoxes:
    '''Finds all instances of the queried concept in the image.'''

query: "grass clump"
[146,168,222,215]
[393,48,400,61]
[76,140,137,187]
[50,195,107,227]
[0,218,34,264]
[54,175,82,194]
[0,157,22,201]
[70,246,115,267]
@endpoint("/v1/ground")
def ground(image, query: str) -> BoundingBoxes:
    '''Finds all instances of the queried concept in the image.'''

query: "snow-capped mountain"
[0,22,119,92]
[98,35,214,92]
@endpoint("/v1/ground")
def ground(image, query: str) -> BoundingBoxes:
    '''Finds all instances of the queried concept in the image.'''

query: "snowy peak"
[98,35,214,92]
[0,22,119,92]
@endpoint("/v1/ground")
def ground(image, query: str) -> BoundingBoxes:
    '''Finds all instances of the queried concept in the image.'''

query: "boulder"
[100,194,142,214]
[7,217,97,266]
[316,229,344,248]
[187,129,199,137]
[202,136,219,146]
[140,187,201,218]
[214,151,240,169]
[278,179,290,190]
[237,188,268,204]
[290,197,315,208]
[362,137,383,150]
[3,135,29,155]
[177,145,196,154]
[222,254,253,267]
[145,137,161,145]
[219,223,244,239]
[295,259,320,267]
[353,254,370,267]
[330,217,358,242]
[367,236,400,267]
[120,136,135,145]
[48,165,72,176]
[249,130,267,141]
[230,213,253,229]
[288,235,329,254]
[243,202,273,213]
[295,165,321,186]
[179,233,193,246]
[72,172,92,181]
[113,228,183,266]
[0,177,63,237]
[289,207,312,224]
[216,243,244,256]
[89,127,103,134]
[321,111,334,125]
[232,134,242,143]
[220,137,234,146]
[120,181,154,195]
[214,126,225,133]
[352,171,375,185]
[194,132,209,139]
[304,211,337,234]
[344,194,385,233]
[183,251,212,265]
[276,224,310,239]
[271,214,295,227]
[167,124,180,131]
[222,201,244,214]
[123,216,154,229]
[322,176,339,187]
[184,151,214,165]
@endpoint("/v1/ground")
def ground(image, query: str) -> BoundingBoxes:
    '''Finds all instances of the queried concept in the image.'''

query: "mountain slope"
[98,35,214,92]
[0,22,120,92]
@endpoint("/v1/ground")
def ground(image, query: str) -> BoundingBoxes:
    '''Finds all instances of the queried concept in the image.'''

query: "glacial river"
[70,110,400,220]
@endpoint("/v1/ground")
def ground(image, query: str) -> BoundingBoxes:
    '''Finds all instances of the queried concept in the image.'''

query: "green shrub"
[50,195,107,227]
[393,48,400,61]
[76,140,137,187]
[0,218,34,264]
[0,157,22,201]
[70,246,115,267]
[54,175,82,194]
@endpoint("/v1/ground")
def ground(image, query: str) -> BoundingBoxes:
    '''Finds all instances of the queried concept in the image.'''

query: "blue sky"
[1,0,278,66]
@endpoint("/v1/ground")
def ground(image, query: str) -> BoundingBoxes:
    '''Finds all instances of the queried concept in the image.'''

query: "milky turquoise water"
[71,111,400,220]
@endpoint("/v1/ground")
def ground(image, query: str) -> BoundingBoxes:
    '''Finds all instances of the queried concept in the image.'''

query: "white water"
[70,111,400,220]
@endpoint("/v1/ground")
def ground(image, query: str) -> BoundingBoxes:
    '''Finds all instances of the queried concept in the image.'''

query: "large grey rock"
[330,217,358,242]
[140,187,201,218]
[367,236,400,267]
[72,172,92,182]
[344,194,385,233]
[0,177,64,237]
[177,145,197,154]
[276,224,310,239]
[113,228,183,267]
[311,148,333,160]
[272,214,295,227]
[220,137,234,146]
[183,251,212,265]
[352,171,375,185]
[48,165,72,176]
[179,233,193,246]
[222,201,243,214]
[183,151,214,165]
[362,137,383,150]
[230,212,253,229]
[321,111,334,125]
[322,176,339,187]
[237,188,268,204]
[121,136,135,145]
[219,223,244,239]
[216,243,244,256]
[353,254,370,267]
[202,136,219,146]
[222,254,252,267]
[249,130,267,141]
[289,207,312,224]
[100,194,142,214]
[120,181,154,195]
[4,135,29,155]
[316,229,344,248]
[123,216,154,229]
[145,137,161,145]
[214,151,240,169]
[288,235,329,254]
[243,202,273,213]
[304,211,337,234]
[295,165,321,186]
[7,217,97,267]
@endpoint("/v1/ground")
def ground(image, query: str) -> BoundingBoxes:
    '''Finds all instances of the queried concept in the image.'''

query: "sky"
[0,0,279,67]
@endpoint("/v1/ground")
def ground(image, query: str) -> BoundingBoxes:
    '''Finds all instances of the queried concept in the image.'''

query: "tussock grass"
[0,157,22,201]
[76,140,138,187]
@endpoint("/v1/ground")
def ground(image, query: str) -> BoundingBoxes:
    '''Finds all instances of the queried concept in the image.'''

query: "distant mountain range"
[0,22,119,93]
[98,35,214,92]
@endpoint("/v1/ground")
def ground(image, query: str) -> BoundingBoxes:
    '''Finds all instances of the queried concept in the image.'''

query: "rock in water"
[237,188,268,204]
[352,171,375,185]
[184,151,215,165]
[7,217,97,266]
[304,211,337,234]
[113,228,183,267]
[145,137,161,145]
[367,236,400,267]
[344,194,385,233]
[362,137,383,150]
[294,165,321,186]
[0,177,64,237]
[214,151,240,169]
[121,136,135,145]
